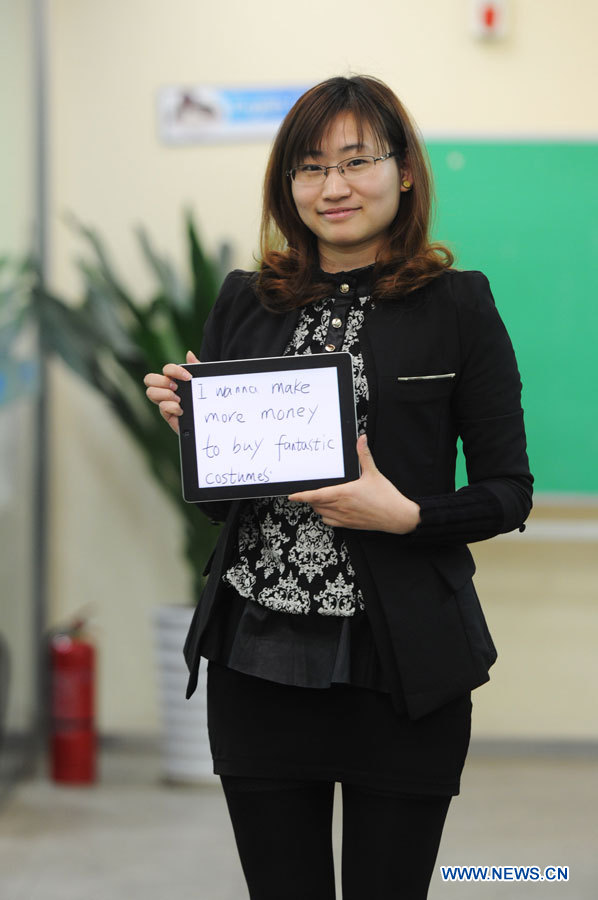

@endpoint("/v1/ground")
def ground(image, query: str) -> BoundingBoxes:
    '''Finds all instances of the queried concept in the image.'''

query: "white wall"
[0,0,35,255]
[46,0,598,736]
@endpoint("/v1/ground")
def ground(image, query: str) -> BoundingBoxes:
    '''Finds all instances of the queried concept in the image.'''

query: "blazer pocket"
[395,373,456,381]
[431,547,476,593]
[389,374,455,402]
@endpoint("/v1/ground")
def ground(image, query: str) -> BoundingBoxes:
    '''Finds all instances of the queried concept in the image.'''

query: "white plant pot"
[152,605,215,784]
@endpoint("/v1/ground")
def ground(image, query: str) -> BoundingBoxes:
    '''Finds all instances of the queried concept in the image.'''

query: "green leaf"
[136,226,189,313]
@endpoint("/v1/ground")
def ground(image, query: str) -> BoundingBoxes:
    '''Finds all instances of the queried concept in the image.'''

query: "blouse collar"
[315,263,375,296]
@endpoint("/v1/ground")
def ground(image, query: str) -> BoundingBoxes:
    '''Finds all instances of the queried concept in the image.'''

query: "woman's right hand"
[143,349,199,435]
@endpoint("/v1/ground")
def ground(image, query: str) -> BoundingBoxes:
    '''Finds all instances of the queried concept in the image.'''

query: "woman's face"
[290,112,409,271]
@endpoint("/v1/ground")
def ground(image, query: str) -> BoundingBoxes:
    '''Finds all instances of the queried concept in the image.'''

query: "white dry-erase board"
[177,353,359,502]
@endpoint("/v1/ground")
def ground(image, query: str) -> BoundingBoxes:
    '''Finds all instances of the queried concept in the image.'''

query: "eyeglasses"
[286,151,398,185]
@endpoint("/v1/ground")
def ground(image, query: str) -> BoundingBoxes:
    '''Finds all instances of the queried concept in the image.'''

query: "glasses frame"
[286,151,398,183]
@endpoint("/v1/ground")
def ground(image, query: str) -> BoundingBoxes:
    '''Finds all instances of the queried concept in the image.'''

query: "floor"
[0,743,596,899]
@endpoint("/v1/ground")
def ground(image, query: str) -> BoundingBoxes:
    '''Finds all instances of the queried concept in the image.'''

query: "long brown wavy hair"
[257,75,454,311]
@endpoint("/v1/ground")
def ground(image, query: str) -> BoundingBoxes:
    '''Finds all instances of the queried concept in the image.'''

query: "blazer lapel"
[255,308,301,358]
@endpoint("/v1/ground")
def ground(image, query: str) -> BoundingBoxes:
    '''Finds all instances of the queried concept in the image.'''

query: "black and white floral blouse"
[223,292,370,617]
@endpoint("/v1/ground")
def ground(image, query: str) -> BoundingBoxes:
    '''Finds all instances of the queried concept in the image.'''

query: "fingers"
[162,362,192,381]
[145,386,181,405]
[160,405,181,435]
[144,357,198,436]
[159,351,199,382]
[288,491,311,503]
[144,372,182,411]
[356,433,376,472]
[143,373,182,409]
[158,398,183,416]
[159,400,183,432]
[144,365,191,409]
[288,486,339,504]
[144,372,175,389]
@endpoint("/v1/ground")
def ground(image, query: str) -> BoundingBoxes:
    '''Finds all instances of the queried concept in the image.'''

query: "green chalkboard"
[427,142,598,495]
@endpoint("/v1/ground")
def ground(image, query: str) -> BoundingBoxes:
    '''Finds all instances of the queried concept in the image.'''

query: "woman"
[144,75,532,900]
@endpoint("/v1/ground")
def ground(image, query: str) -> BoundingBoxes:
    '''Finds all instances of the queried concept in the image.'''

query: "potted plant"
[36,214,226,781]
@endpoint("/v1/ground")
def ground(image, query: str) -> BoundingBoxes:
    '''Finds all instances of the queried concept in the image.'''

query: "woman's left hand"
[288,434,421,534]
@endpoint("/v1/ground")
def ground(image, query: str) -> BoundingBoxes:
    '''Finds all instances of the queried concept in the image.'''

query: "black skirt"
[206,660,472,796]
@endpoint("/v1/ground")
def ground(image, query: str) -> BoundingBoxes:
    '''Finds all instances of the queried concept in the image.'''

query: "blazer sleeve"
[409,271,533,545]
[198,269,250,364]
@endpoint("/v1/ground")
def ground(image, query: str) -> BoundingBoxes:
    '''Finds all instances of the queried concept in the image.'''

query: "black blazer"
[183,268,533,718]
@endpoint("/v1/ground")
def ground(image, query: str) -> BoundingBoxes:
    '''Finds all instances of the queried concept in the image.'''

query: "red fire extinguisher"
[49,619,96,784]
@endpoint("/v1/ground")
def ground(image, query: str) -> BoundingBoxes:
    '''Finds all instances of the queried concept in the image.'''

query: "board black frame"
[177,352,359,502]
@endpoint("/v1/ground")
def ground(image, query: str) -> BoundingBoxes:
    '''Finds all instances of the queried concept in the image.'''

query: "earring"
[402,179,412,189]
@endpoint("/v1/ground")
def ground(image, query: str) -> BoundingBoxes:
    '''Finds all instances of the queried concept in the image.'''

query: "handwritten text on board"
[190,367,345,488]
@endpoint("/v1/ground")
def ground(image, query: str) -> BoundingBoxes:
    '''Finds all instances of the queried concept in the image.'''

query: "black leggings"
[220,774,451,900]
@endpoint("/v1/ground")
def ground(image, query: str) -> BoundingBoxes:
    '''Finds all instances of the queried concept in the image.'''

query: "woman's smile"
[319,206,361,221]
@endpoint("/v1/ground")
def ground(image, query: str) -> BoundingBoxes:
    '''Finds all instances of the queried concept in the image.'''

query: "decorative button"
[339,283,350,294]
[332,317,343,328]
[325,343,336,352]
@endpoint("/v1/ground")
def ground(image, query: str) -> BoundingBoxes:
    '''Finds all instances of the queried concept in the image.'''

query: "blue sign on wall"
[157,84,309,144]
